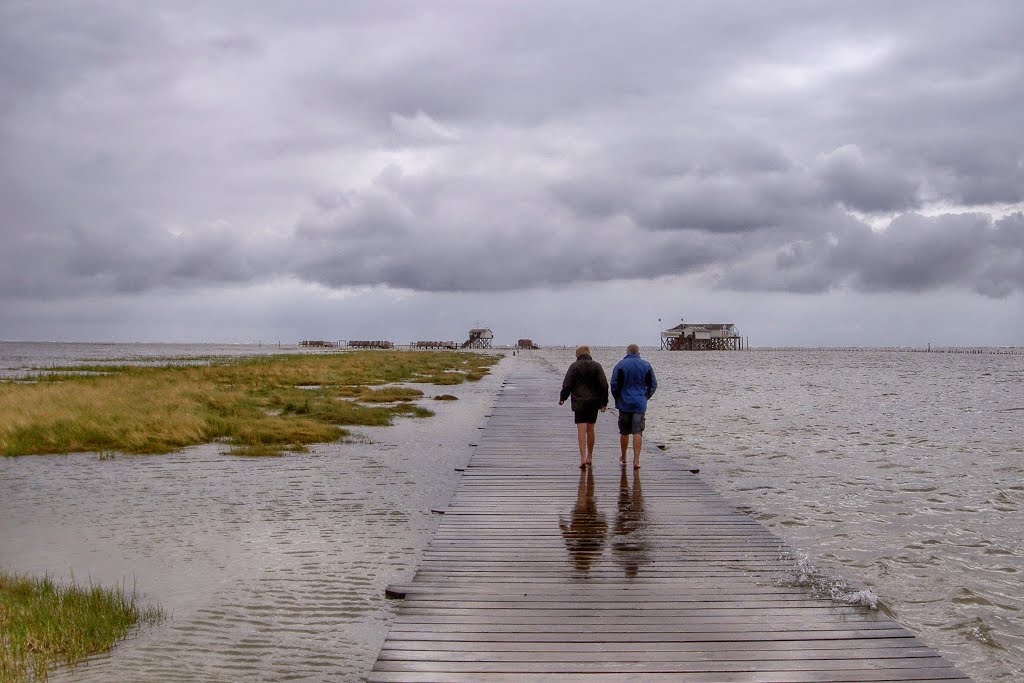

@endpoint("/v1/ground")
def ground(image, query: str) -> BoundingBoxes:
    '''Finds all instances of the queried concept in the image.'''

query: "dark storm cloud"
[721,211,1024,298]
[0,217,274,298]
[1,1,1022,303]
[816,146,921,213]
[289,164,731,291]
[834,214,991,293]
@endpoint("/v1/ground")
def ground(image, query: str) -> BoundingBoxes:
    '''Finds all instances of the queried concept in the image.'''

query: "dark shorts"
[617,411,646,435]
[574,401,602,424]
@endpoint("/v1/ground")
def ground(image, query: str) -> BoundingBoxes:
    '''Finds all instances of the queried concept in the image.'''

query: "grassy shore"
[0,351,498,457]
[0,571,164,681]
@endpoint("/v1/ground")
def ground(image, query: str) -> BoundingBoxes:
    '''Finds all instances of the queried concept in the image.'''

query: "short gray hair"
[626,343,640,354]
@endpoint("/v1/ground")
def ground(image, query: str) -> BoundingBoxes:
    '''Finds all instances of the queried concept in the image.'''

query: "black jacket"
[560,354,610,410]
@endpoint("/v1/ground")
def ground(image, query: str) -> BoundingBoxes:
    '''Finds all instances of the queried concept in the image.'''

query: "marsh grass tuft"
[1,351,497,458]
[354,386,424,403]
[0,571,165,681]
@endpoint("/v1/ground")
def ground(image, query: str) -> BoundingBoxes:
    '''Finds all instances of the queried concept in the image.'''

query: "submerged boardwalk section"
[371,361,969,682]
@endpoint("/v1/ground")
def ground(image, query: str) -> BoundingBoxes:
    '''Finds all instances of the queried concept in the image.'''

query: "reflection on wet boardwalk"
[371,361,971,681]
[560,468,607,575]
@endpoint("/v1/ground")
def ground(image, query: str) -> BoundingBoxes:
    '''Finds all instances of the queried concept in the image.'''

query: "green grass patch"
[1,351,497,458]
[353,386,424,403]
[0,571,164,681]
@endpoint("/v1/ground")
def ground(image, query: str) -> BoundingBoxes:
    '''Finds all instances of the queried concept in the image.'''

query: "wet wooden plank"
[368,671,972,682]
[377,646,943,662]
[370,659,958,675]
[377,637,927,654]
[370,362,971,681]
[382,627,912,640]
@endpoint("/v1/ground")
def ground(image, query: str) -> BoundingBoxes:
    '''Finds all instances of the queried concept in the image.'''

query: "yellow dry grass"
[0,351,497,457]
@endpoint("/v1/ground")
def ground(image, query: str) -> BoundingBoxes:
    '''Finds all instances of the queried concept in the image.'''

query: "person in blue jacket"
[610,344,657,469]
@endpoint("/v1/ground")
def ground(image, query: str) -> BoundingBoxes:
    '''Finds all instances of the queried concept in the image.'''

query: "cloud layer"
[2,1,1022,302]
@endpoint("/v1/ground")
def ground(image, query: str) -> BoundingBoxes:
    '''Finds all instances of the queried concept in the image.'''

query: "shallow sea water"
[0,341,307,380]
[0,343,508,681]
[537,347,1024,683]
[2,343,1022,681]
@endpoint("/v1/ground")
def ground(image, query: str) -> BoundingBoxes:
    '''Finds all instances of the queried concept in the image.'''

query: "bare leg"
[576,423,588,466]
[619,434,628,464]
[586,424,596,463]
[633,433,643,468]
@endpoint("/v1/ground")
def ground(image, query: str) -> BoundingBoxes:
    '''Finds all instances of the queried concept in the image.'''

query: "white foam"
[792,554,879,610]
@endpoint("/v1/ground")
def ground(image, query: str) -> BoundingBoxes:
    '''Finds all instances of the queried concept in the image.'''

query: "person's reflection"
[612,466,650,578]
[559,468,607,574]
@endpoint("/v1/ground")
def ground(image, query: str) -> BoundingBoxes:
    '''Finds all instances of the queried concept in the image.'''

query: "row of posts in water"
[920,345,1023,355]
[784,346,1024,355]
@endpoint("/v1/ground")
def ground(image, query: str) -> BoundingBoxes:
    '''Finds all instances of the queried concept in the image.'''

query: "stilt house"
[662,323,745,350]
[462,328,493,349]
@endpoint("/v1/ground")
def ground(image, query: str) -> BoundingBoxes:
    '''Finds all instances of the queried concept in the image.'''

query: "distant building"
[462,328,493,349]
[517,339,539,350]
[662,323,745,350]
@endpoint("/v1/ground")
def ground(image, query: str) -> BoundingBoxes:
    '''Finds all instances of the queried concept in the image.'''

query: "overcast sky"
[1,1,1022,346]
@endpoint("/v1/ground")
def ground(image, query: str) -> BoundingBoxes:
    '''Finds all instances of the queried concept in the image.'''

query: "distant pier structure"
[517,338,539,350]
[662,323,747,350]
[348,340,394,349]
[462,328,493,349]
[413,340,459,350]
[299,340,340,348]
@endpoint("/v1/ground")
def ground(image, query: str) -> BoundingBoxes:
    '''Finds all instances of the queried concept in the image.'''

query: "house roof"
[665,323,735,332]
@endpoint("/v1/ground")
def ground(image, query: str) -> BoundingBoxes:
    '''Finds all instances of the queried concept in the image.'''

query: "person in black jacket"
[559,345,610,468]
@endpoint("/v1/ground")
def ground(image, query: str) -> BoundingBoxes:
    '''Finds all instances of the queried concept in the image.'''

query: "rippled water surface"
[0,342,506,681]
[0,341,312,380]
[3,343,1023,681]
[538,347,1024,682]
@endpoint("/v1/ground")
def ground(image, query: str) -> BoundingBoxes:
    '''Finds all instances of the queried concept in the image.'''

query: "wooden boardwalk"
[370,362,969,682]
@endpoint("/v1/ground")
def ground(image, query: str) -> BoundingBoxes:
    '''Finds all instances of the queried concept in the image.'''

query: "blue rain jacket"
[610,352,657,413]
